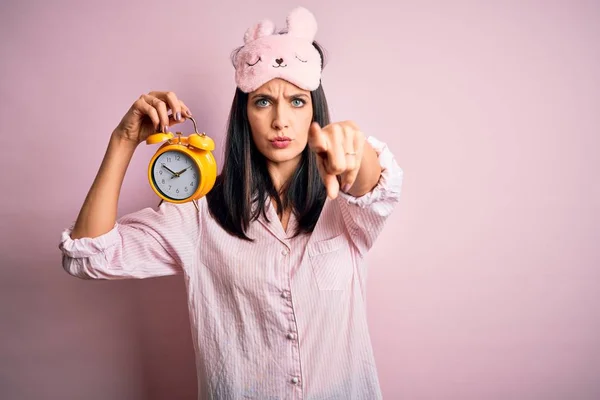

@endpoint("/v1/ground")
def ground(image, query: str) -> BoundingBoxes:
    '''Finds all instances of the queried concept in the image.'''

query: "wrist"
[110,130,139,151]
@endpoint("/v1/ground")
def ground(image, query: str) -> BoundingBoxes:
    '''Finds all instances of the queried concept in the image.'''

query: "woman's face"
[247,78,313,167]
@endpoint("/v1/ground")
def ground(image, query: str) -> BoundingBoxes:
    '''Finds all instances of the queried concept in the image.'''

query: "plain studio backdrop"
[0,0,598,399]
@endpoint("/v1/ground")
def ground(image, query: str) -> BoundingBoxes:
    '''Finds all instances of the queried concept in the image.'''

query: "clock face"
[151,150,200,200]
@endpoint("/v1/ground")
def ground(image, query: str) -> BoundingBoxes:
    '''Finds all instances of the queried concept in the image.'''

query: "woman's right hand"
[113,91,192,146]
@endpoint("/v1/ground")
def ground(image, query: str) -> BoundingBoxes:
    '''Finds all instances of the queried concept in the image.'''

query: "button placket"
[279,243,302,391]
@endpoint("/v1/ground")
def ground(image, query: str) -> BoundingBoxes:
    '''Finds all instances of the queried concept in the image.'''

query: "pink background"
[1,0,599,399]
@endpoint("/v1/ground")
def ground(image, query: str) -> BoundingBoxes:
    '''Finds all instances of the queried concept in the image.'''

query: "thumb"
[315,153,340,199]
[323,173,340,199]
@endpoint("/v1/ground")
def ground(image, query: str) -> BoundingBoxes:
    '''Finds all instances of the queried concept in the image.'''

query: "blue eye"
[254,98,306,108]
[255,99,270,107]
[291,99,306,107]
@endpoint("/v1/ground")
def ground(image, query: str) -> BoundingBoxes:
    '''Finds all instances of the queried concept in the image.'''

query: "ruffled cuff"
[337,135,404,208]
[59,222,120,259]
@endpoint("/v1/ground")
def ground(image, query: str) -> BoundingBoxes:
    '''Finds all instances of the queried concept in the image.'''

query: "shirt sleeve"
[58,201,200,280]
[336,135,404,257]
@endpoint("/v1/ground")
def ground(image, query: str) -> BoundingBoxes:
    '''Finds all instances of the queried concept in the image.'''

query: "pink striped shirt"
[59,135,404,399]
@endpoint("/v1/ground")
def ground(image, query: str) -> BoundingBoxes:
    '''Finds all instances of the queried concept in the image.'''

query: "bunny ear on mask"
[244,19,276,44]
[286,7,318,41]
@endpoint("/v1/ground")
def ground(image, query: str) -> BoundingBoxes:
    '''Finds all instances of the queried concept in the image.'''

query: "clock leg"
[155,199,197,211]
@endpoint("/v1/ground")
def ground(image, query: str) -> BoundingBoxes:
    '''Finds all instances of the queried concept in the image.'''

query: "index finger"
[149,91,184,122]
[307,122,329,154]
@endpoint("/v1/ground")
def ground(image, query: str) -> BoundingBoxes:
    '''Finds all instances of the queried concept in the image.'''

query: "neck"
[267,155,301,194]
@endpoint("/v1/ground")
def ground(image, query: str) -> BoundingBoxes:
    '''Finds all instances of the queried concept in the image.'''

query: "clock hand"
[175,166,192,175]
[161,164,180,178]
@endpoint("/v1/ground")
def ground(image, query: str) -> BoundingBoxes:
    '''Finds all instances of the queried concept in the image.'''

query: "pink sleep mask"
[233,7,323,93]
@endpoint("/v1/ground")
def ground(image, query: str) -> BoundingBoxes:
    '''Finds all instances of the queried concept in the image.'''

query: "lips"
[270,137,292,149]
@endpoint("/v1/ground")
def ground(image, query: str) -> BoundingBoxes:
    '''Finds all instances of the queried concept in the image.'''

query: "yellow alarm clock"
[146,117,217,211]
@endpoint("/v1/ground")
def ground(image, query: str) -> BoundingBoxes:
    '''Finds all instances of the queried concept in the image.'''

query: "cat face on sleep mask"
[232,6,323,93]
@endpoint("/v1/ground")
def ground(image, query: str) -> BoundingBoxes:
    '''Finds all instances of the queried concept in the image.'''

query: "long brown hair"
[206,40,330,241]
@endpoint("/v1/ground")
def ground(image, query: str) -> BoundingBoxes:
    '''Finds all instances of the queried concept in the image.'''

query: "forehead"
[252,78,310,95]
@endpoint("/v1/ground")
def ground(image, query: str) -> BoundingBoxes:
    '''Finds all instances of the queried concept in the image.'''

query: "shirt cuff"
[59,222,121,258]
[337,135,404,208]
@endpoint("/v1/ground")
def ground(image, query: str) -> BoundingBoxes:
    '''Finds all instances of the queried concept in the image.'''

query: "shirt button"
[291,377,299,384]
[281,291,290,299]
[281,248,289,256]
[287,332,296,340]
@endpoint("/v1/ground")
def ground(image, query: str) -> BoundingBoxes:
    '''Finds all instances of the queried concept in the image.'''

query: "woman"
[59,7,404,399]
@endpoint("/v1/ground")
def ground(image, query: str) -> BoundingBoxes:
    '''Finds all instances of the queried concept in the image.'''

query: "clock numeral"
[161,179,165,184]
[168,185,172,190]
[159,170,163,175]
[193,173,196,178]
[176,155,180,161]
[166,157,172,162]
[184,187,188,192]
[176,189,180,194]
[190,182,194,187]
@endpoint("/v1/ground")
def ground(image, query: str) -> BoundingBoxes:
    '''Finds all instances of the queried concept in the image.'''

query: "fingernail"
[343,184,351,193]
[176,111,181,121]
[187,110,192,116]
[163,125,167,133]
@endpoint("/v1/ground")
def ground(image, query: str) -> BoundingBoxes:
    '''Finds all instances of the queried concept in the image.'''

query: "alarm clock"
[146,116,217,211]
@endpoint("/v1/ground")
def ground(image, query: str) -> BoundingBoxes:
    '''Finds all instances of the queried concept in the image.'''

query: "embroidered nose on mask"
[275,58,284,65]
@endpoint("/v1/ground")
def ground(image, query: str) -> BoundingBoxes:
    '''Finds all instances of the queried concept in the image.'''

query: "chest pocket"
[308,234,354,291]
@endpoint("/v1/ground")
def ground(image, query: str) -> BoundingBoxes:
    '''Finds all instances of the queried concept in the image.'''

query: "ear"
[286,7,317,41]
[244,19,275,43]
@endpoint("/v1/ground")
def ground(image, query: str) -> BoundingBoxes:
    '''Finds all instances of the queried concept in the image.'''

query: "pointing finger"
[308,122,328,154]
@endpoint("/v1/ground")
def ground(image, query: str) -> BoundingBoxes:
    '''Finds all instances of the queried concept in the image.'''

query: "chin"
[263,147,303,164]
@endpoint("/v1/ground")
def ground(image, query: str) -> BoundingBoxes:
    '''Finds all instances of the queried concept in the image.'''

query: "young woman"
[59,7,403,400]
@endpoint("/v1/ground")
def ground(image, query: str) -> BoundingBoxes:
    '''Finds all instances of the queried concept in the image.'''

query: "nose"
[275,58,283,65]
[272,104,290,130]
[272,116,288,130]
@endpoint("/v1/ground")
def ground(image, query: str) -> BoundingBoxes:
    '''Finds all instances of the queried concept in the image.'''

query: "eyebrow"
[250,93,310,101]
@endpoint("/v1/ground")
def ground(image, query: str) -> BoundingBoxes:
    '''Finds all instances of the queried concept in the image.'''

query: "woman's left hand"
[308,120,366,199]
